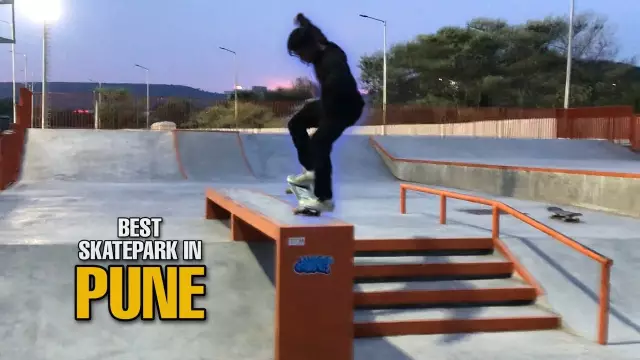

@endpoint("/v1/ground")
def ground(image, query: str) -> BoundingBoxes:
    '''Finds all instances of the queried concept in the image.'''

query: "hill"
[0,82,226,100]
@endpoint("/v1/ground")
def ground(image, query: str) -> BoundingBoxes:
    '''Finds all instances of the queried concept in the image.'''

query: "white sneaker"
[299,197,335,212]
[287,170,315,187]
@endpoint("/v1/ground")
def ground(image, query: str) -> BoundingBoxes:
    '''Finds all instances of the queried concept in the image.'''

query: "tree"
[152,97,201,125]
[185,102,282,129]
[358,12,640,109]
[97,88,145,129]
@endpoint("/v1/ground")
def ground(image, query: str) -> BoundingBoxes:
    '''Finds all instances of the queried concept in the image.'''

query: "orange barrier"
[399,183,613,345]
[0,88,32,190]
[205,188,354,360]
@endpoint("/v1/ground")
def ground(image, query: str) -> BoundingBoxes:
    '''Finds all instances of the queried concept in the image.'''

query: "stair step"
[353,305,560,337]
[355,237,493,253]
[354,254,512,279]
[354,278,535,306]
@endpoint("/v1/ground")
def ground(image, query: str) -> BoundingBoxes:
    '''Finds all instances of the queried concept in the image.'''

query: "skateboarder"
[285,13,365,211]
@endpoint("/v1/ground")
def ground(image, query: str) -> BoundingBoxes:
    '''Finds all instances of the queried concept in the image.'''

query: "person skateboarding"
[285,13,365,212]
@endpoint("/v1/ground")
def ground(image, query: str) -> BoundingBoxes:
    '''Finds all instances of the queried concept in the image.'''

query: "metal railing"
[399,183,613,345]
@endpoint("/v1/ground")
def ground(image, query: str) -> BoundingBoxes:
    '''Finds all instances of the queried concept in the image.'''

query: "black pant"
[287,100,361,201]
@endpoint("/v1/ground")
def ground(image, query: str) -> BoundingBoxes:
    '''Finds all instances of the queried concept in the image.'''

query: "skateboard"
[547,206,582,223]
[289,183,321,216]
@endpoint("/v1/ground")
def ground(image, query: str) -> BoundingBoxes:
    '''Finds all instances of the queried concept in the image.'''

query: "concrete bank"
[370,138,640,218]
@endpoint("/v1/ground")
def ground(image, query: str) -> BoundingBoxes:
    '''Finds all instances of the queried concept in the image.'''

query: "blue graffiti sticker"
[293,255,334,275]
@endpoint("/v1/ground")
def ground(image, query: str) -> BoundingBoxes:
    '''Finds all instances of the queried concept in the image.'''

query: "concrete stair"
[352,237,560,337]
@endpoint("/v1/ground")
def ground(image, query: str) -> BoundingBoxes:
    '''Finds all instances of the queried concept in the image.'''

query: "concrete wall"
[198,118,557,138]
[374,145,640,218]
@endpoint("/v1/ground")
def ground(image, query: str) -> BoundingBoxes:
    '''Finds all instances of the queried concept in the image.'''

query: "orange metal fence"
[399,183,612,345]
[556,106,637,148]
[21,92,640,148]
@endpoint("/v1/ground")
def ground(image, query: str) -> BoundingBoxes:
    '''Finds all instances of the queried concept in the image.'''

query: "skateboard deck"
[547,206,582,222]
[289,183,321,216]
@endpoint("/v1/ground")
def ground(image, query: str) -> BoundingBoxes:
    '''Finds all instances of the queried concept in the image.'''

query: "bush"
[152,97,202,125]
[185,102,284,129]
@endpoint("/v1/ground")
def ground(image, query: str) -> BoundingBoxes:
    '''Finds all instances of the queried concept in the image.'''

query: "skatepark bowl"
[0,127,639,360]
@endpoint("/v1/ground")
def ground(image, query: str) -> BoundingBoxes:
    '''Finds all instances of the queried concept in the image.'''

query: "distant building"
[251,86,267,93]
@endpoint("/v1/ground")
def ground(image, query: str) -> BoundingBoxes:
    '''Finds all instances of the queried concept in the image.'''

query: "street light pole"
[10,51,28,88]
[563,0,575,109]
[359,14,387,135]
[41,22,48,128]
[1,20,16,122]
[219,47,238,129]
[11,43,16,122]
[88,78,102,129]
[134,64,150,128]
[21,53,27,88]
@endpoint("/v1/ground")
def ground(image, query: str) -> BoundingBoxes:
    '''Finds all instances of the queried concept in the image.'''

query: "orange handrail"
[399,183,612,345]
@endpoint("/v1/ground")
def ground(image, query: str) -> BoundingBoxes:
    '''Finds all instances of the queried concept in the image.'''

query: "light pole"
[18,0,61,122]
[219,46,238,129]
[134,64,150,128]
[41,22,50,128]
[0,20,17,122]
[89,78,102,129]
[564,0,575,109]
[12,51,28,88]
[360,14,387,135]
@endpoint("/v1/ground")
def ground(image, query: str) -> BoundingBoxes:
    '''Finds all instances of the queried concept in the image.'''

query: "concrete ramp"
[373,135,640,163]
[21,129,184,182]
[372,135,640,216]
[240,133,394,182]
[174,131,255,182]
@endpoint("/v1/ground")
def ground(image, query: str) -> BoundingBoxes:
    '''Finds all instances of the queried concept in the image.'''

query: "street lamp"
[20,0,61,129]
[11,51,28,88]
[563,0,575,109]
[359,14,387,135]
[219,46,238,129]
[0,20,17,122]
[89,78,102,129]
[134,64,150,128]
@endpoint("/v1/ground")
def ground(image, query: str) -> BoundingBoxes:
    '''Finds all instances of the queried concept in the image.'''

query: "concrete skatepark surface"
[0,129,638,359]
[373,135,640,172]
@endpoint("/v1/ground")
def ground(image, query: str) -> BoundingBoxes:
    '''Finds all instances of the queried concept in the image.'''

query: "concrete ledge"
[370,138,640,217]
[205,187,354,360]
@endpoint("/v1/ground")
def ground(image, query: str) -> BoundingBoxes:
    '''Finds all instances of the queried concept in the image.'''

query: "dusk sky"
[0,0,638,93]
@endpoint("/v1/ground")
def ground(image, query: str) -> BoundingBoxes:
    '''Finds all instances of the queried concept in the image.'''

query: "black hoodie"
[312,42,365,122]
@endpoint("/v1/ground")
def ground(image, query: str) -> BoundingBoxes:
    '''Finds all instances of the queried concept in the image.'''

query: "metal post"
[219,47,238,129]
[563,0,575,109]
[359,14,387,135]
[23,54,27,88]
[11,43,16,123]
[41,22,48,129]
[234,53,238,129]
[10,11,16,123]
[382,21,387,136]
[30,71,35,128]
[134,64,150,128]
[145,71,149,128]
[98,81,102,128]
[89,79,102,129]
